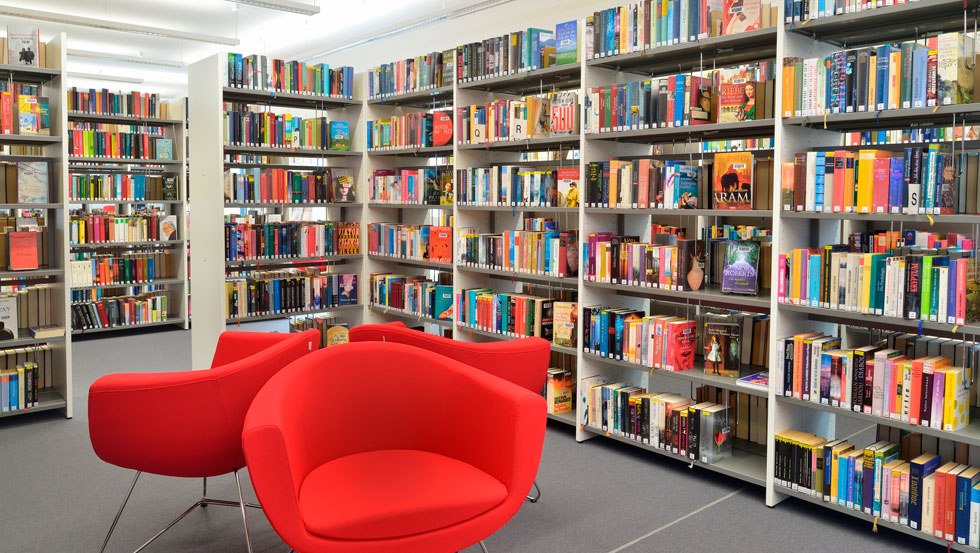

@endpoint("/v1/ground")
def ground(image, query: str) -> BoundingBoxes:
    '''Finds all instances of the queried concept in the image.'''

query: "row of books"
[4,91,50,136]
[67,88,176,120]
[777,331,979,429]
[457,221,579,278]
[289,315,352,349]
[783,147,980,215]
[71,292,170,331]
[785,0,922,23]
[67,253,176,288]
[224,220,360,261]
[223,167,356,204]
[584,153,775,211]
[68,211,177,245]
[366,50,454,99]
[369,274,454,321]
[67,124,172,161]
[0,284,56,334]
[841,126,976,147]
[367,223,453,264]
[69,172,178,202]
[366,110,452,150]
[225,270,357,320]
[0,226,48,271]
[0,361,42,412]
[455,166,581,208]
[368,167,453,205]
[455,21,578,82]
[222,105,350,151]
[584,63,775,133]
[773,432,980,546]
[456,288,556,341]
[0,161,48,204]
[587,0,778,59]
[225,52,354,99]
[781,33,976,117]
[457,91,579,145]
[776,236,978,324]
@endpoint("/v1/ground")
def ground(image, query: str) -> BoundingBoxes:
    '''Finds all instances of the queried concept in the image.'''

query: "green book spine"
[920,255,934,320]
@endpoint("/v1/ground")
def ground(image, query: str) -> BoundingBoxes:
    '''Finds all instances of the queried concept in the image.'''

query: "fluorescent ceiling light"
[302,0,513,60]
[0,5,240,46]
[68,72,145,84]
[224,0,320,15]
[68,49,186,68]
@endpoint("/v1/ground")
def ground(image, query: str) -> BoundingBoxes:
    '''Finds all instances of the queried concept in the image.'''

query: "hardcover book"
[553,301,577,348]
[432,111,453,146]
[7,25,39,67]
[159,216,177,241]
[16,161,47,203]
[723,0,761,36]
[16,95,38,135]
[0,295,17,340]
[161,173,179,200]
[329,121,351,150]
[555,20,578,66]
[8,231,38,270]
[937,32,975,106]
[556,167,580,207]
[713,152,754,210]
[704,321,740,377]
[721,240,761,295]
[717,66,757,122]
[550,91,578,135]
[155,138,173,160]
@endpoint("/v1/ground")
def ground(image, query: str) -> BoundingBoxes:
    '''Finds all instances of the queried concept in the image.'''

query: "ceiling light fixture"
[0,5,240,46]
[68,49,186,68]
[224,0,320,16]
[67,72,145,84]
[300,0,513,60]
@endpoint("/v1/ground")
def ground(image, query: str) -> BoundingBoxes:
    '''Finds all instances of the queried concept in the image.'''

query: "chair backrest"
[349,323,550,393]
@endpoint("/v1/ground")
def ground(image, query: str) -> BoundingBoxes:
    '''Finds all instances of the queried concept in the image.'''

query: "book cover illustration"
[550,91,578,135]
[540,32,557,68]
[547,368,574,414]
[16,95,38,135]
[339,274,357,305]
[37,97,50,136]
[438,170,453,205]
[721,240,761,294]
[8,25,39,66]
[669,163,699,208]
[556,167,580,207]
[527,96,551,138]
[717,67,757,123]
[326,324,349,346]
[667,320,697,371]
[736,371,769,390]
[162,174,178,200]
[937,32,975,105]
[429,226,452,263]
[555,20,578,66]
[331,169,356,202]
[723,0,761,36]
[553,301,577,348]
[434,284,453,320]
[432,111,453,147]
[713,152,754,210]
[159,216,177,241]
[330,121,351,150]
[155,138,173,160]
[0,295,17,340]
[704,321,740,377]
[16,161,47,203]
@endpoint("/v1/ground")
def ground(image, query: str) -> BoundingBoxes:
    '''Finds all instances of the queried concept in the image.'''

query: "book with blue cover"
[555,20,577,66]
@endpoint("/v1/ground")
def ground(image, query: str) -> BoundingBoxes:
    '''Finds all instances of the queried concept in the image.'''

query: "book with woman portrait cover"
[717,66,757,123]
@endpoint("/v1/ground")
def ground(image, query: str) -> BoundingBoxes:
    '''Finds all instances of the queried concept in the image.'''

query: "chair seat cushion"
[298,449,507,540]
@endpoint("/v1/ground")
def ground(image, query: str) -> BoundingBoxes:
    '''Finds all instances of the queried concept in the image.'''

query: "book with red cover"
[8,231,38,270]
[713,152,754,210]
[432,111,453,147]
[666,320,697,371]
[429,226,452,263]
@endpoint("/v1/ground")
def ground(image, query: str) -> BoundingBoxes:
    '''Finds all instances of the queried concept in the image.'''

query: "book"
[736,371,769,390]
[704,322,740,377]
[432,111,453,147]
[0,295,17,340]
[713,152,754,209]
[29,324,62,339]
[7,25,39,67]
[329,121,351,150]
[557,167,581,207]
[723,0,761,36]
[721,240,761,294]
[553,301,577,348]
[16,95,39,135]
[555,20,578,65]
[161,174,179,201]
[546,368,574,414]
[666,320,698,371]
[8,231,38,270]
[700,404,733,463]
[326,324,350,346]
[331,169,356,202]
[159,216,177,241]
[16,161,47,203]
[155,138,173,160]
[718,66,757,122]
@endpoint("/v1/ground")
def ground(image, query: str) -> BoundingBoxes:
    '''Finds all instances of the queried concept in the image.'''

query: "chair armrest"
[241,424,305,544]
[212,331,305,368]
[88,371,242,477]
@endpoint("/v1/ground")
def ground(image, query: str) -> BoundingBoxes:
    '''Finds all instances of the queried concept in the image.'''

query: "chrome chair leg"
[235,470,254,553]
[479,540,490,553]
[201,477,207,508]
[100,471,142,553]
[132,501,202,553]
[525,480,541,503]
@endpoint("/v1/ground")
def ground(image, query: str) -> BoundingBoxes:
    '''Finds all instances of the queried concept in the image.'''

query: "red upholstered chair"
[88,329,320,553]
[242,341,546,553]
[349,322,551,502]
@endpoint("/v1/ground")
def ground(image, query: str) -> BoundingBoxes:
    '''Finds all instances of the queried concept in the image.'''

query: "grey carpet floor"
[0,325,947,552]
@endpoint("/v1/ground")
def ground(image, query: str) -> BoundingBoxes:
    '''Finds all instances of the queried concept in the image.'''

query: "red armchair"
[242,341,546,553]
[88,329,320,553]
[349,322,551,502]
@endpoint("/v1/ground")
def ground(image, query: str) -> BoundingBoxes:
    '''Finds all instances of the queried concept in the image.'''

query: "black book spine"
[783,337,794,396]
[906,256,922,319]
[852,352,865,412]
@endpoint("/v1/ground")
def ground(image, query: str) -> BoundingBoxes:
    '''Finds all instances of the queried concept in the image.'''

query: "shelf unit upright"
[361,59,455,334]
[189,53,365,370]
[0,32,73,419]
[66,98,190,337]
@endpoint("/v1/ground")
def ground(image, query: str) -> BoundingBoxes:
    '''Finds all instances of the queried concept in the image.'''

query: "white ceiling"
[0,0,490,96]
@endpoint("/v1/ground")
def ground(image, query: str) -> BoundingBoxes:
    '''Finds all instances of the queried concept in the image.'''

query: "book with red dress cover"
[717,66,757,122]
[713,152,754,209]
[666,320,697,371]
[429,226,452,263]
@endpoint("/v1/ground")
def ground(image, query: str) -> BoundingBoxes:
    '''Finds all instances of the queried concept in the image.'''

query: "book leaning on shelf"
[289,315,352,348]
[224,167,354,204]
[456,90,579,144]
[225,269,357,320]
[70,172,177,202]
[68,252,176,287]
[224,218,359,261]
[368,222,453,264]
[68,88,176,119]
[366,109,453,150]
[69,210,173,245]
[455,19,578,82]
[369,167,453,205]
[457,165,581,207]
[782,32,978,117]
[0,215,48,270]
[458,218,578,278]
[67,122,169,160]
[456,288,557,341]
[0,82,50,136]
[225,52,354,99]
[587,0,777,59]
[0,344,55,413]
[370,273,454,321]
[367,50,455,99]
[72,291,169,330]
[223,103,350,151]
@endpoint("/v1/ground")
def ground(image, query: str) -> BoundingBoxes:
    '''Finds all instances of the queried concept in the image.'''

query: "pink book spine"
[883,469,892,517]
[891,469,901,522]
[956,258,967,324]
[931,371,945,429]
[890,361,902,419]
[778,254,787,303]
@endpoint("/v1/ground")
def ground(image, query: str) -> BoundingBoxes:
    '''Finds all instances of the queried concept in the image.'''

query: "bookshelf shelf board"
[368,304,452,328]
[588,27,778,76]
[785,0,973,48]
[69,157,181,166]
[775,485,975,552]
[583,352,770,398]
[225,304,361,324]
[457,135,581,152]
[69,199,183,205]
[221,87,360,110]
[0,203,61,210]
[366,254,453,270]
[457,63,581,94]
[588,119,775,143]
[367,202,453,211]
[368,145,453,156]
[71,277,185,291]
[0,390,67,419]
[0,154,56,163]
[70,240,183,250]
[0,135,61,146]
[224,253,361,269]
[583,427,766,486]
[456,264,578,286]
[0,333,66,348]
[781,210,980,223]
[456,204,579,213]
[223,162,334,170]
[0,64,61,82]
[455,324,574,355]
[547,411,577,426]
[67,112,182,125]
[224,202,360,209]
[222,145,360,158]
[818,139,980,152]
[585,207,773,217]
[501,158,582,167]
[777,302,980,337]
[72,318,186,335]
[776,395,980,447]
[784,103,980,131]
[367,85,454,107]
[585,280,772,311]
[0,268,62,279]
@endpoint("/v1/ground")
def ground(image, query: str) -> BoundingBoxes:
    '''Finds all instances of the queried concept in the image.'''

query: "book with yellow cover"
[16,95,38,135]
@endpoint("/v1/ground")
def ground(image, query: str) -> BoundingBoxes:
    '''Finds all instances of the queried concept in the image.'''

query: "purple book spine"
[931,371,945,429]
